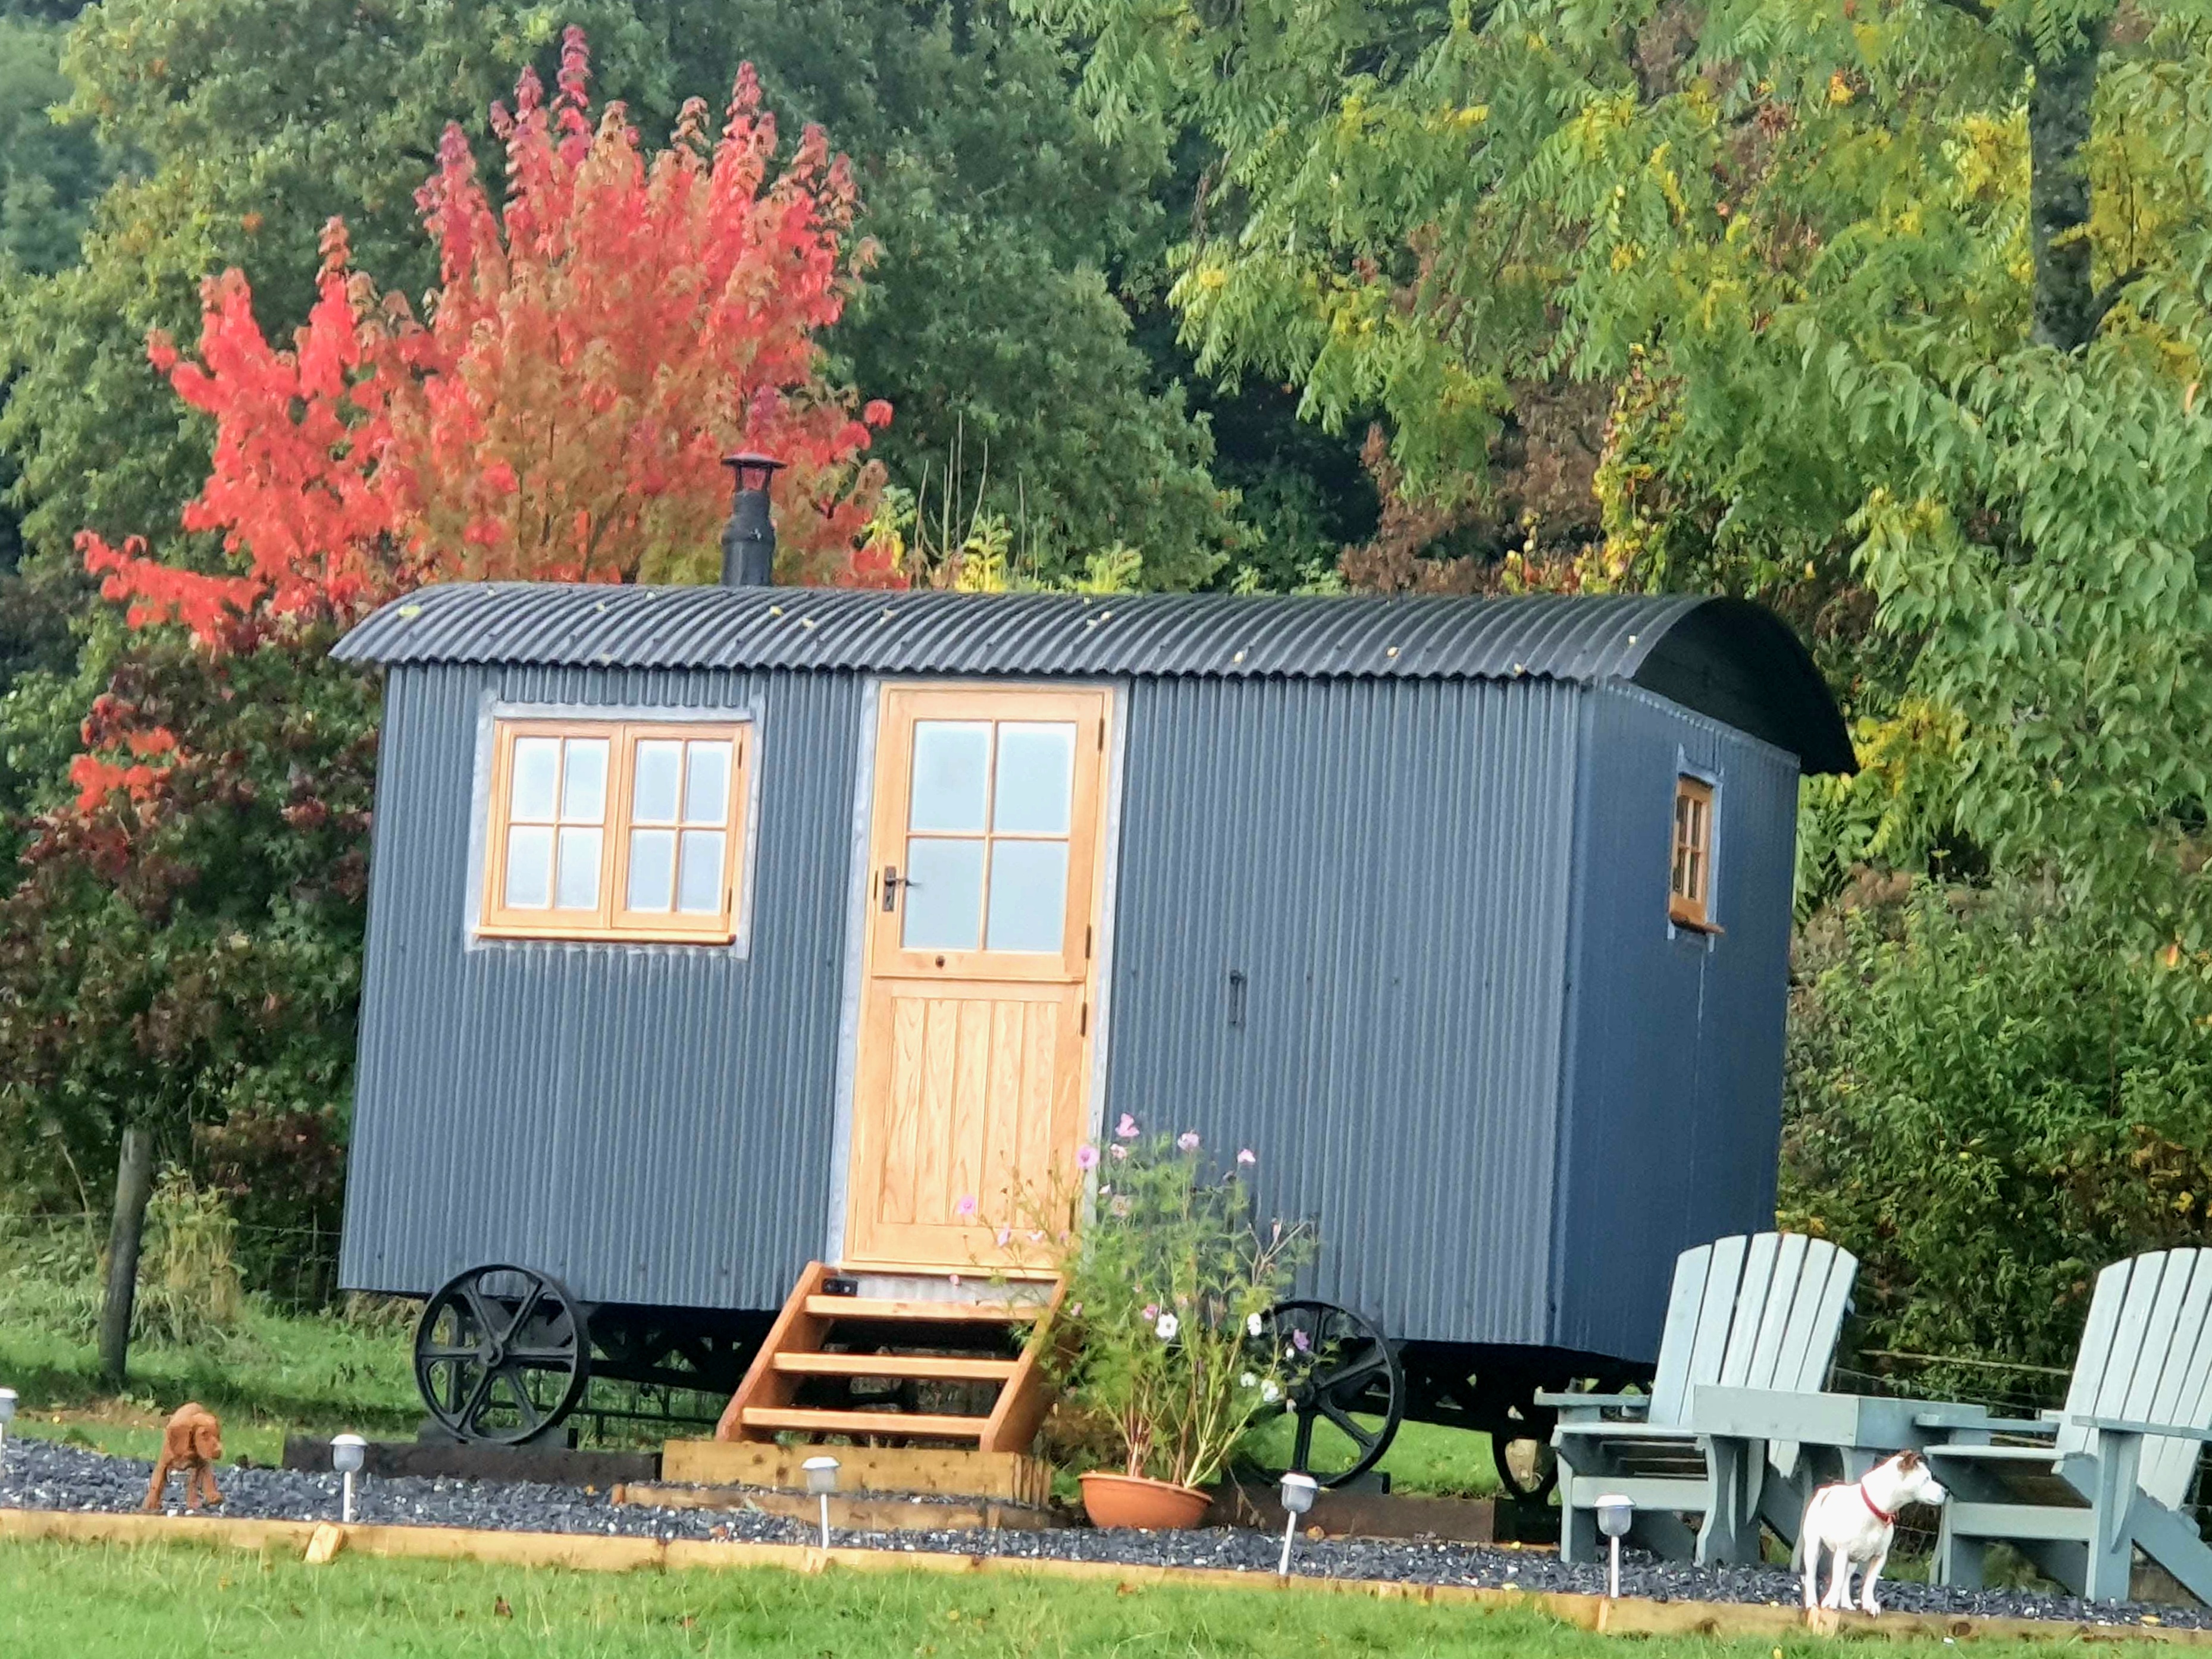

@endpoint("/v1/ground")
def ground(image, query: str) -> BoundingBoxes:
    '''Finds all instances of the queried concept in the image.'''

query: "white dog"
[1795,1448,1948,1615]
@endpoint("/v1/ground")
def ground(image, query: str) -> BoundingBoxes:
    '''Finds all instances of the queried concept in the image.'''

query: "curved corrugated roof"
[333,583,1854,772]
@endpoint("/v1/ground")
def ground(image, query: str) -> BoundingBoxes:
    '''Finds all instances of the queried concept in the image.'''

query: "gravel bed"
[2,1439,2198,1630]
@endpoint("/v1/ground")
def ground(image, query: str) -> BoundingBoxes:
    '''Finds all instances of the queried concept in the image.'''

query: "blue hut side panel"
[1547,682,1801,1364]
[1103,675,1583,1349]
[339,661,859,1311]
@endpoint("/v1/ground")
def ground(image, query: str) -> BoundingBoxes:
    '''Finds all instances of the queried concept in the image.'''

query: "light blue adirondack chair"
[1547,1231,1859,1566]
[1927,1248,2212,1604]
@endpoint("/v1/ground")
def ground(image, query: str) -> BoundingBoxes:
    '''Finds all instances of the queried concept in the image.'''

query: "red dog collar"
[1859,1484,1897,1527]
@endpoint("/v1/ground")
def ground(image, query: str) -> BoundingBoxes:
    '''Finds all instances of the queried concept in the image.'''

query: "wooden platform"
[663,1438,1054,1507]
[712,1261,1064,1454]
[612,1482,1061,1532]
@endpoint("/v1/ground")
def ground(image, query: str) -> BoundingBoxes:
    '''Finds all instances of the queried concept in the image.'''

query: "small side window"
[1669,774,1715,931]
[481,717,751,943]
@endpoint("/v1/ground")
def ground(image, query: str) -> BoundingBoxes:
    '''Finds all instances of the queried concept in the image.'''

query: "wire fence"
[0,1207,346,1315]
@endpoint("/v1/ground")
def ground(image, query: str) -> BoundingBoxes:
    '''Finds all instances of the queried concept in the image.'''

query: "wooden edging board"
[661,1440,1052,1507]
[0,1506,2200,1647]
[610,1482,1061,1533]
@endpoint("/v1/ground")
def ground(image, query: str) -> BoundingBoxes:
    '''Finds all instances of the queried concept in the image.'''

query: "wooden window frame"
[480,717,752,945]
[1669,773,1718,933]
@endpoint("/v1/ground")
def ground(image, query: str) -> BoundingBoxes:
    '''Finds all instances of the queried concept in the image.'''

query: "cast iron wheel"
[1247,1300,1405,1487]
[1490,1435,1559,1501]
[415,1264,591,1445]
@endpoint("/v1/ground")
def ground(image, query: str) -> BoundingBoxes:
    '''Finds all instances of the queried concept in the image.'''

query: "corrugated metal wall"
[1104,676,1584,1348]
[340,663,861,1310]
[342,660,1791,1353]
[1547,683,1801,1363]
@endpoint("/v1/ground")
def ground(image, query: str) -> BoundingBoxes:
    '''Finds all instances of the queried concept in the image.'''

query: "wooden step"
[772,1352,1019,1382]
[738,1406,988,1440]
[800,1296,1030,1323]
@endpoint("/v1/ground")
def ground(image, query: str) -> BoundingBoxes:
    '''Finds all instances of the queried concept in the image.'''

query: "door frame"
[822,677,1129,1269]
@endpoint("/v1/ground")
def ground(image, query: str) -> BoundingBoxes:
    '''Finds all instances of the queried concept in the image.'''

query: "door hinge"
[1084,924,1093,960]
[1097,719,1106,751]
[1079,1003,1089,1036]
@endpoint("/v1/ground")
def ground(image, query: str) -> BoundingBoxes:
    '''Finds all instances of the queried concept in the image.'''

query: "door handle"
[881,864,907,911]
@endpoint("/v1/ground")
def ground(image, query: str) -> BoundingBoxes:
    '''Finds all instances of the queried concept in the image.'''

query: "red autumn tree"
[23,35,898,1384]
[80,25,896,666]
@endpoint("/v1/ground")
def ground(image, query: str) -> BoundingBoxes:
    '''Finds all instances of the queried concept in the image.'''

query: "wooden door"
[843,685,1111,1271]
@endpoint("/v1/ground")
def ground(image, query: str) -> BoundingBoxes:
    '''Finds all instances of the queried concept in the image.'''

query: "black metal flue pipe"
[720,451,786,586]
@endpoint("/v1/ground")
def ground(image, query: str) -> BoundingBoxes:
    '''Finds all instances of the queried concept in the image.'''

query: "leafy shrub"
[1039,1122,1311,1489]
[1781,876,2212,1383]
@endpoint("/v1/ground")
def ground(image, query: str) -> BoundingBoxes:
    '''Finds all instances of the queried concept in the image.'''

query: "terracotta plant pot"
[1078,1470,1214,1530]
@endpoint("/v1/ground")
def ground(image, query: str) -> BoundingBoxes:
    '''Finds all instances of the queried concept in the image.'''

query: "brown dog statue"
[142,1402,223,1511]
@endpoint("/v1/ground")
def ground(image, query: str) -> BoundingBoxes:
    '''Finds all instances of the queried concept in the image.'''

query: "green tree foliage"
[606,1,1248,584]
[0,0,1251,601]
[0,619,374,1234]
[0,14,114,277]
[1783,876,2212,1378]
[1032,0,2212,920]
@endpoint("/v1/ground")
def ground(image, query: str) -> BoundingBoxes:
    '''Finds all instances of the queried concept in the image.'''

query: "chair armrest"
[2066,1416,2212,1442]
[1912,1412,2058,1435]
[1533,1391,1650,1417]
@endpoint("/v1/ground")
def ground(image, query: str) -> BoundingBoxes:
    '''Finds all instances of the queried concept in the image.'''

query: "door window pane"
[626,827,677,912]
[510,738,560,821]
[561,739,609,822]
[677,830,726,913]
[633,740,683,823]
[985,839,1069,952]
[902,836,985,949]
[555,827,602,910]
[992,723,1075,834]
[909,722,990,833]
[504,825,554,908]
[684,742,732,826]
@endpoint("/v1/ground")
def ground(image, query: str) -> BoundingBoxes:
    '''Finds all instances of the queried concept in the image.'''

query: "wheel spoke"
[460,1282,502,1344]
[1316,1395,1376,1451]
[457,1363,499,1433]
[500,1281,546,1348]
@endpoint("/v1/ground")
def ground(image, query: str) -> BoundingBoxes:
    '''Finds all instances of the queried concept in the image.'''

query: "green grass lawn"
[1237,1413,1506,1498]
[0,1240,1509,1495]
[0,1539,2166,1658]
[0,1226,422,1467]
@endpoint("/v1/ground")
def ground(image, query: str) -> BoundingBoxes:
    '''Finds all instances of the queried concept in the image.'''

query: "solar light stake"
[1595,1493,1634,1600]
[1277,1472,1319,1576]
[0,1389,15,1471]
[331,1434,367,1524]
[803,1456,840,1550]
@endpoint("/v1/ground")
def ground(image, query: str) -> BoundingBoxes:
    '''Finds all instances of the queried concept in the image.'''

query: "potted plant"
[1036,1118,1312,1529]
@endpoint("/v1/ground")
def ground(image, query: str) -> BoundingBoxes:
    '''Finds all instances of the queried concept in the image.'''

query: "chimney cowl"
[720,452,787,587]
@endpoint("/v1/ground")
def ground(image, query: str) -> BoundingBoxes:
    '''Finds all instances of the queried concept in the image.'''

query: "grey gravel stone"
[1,1439,2194,1629]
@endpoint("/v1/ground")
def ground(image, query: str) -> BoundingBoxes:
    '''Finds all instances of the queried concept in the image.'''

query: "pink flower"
[1115,1114,1139,1140]
[1030,1230,1045,1244]
[1237,1147,1257,1167]
[1143,1304,1159,1321]
[1070,1302,1082,1317]
[949,1273,962,1285]
[955,1194,977,1217]
[1292,1328,1311,1354]
[1110,1144,1128,1161]
[1177,1131,1201,1152]
[1075,1144,1099,1171]
[996,1227,1013,1247]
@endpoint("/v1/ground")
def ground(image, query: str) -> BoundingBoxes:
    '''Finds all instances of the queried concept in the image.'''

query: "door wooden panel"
[844,686,1110,1271]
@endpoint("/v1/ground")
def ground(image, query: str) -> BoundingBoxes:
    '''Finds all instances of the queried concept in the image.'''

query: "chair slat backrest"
[1646,1232,1858,1428]
[2059,1249,2212,1507]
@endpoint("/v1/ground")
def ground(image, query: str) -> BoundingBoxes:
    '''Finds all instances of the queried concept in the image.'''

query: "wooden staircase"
[713,1262,1063,1453]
